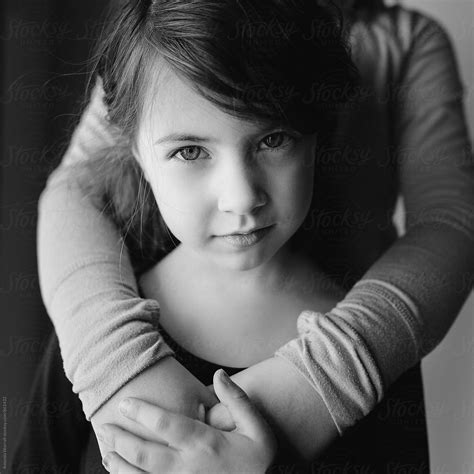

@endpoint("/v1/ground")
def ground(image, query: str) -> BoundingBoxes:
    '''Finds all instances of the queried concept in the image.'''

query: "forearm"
[91,356,219,458]
[38,174,174,418]
[37,78,178,419]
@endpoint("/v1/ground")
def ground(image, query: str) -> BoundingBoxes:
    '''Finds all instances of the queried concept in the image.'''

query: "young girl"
[83,40,352,470]
[17,0,474,471]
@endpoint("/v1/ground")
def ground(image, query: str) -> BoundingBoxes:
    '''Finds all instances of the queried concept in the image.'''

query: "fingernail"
[102,454,110,471]
[119,398,131,416]
[219,369,231,385]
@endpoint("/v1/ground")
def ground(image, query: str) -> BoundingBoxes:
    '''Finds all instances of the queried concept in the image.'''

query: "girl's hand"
[99,369,277,473]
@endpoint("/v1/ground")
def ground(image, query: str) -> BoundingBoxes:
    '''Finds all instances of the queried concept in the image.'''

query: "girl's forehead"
[140,64,275,142]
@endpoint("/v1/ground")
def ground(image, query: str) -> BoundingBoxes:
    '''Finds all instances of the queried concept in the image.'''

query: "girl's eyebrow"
[154,124,291,146]
[154,134,213,146]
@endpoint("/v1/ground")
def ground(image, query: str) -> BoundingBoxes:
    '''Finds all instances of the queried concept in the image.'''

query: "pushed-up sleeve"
[275,12,474,435]
[37,80,174,421]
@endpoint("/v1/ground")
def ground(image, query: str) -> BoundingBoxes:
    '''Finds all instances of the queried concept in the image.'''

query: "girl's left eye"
[260,132,294,150]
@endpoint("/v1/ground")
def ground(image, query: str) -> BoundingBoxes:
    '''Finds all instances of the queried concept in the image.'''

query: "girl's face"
[135,66,317,274]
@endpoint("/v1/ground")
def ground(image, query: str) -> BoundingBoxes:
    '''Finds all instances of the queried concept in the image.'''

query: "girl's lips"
[218,225,273,248]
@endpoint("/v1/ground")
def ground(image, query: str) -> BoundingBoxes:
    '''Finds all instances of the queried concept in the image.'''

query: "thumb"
[213,369,271,441]
[205,403,236,431]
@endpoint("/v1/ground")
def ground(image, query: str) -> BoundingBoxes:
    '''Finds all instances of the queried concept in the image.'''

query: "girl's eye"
[172,146,207,162]
[260,132,293,150]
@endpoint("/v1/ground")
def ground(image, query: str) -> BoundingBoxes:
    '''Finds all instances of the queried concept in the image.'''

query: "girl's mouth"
[218,225,274,248]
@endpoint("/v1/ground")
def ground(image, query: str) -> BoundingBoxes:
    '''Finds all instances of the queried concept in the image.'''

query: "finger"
[102,451,145,474]
[119,397,207,449]
[205,403,236,431]
[100,424,179,472]
[213,369,272,442]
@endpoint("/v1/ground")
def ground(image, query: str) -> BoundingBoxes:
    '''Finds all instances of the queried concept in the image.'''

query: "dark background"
[1,1,108,469]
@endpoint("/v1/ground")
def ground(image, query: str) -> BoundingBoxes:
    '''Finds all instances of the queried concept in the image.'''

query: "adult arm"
[270,9,474,442]
[37,81,219,458]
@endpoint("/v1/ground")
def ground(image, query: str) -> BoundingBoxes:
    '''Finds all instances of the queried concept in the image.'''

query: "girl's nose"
[216,158,267,215]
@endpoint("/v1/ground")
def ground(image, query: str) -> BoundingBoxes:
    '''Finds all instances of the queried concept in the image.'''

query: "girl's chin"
[207,241,290,275]
[208,251,270,272]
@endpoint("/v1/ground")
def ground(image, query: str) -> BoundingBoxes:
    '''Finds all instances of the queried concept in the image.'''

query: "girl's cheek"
[151,170,207,213]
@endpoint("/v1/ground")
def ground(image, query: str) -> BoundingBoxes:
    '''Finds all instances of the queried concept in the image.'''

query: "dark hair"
[353,0,385,11]
[339,0,386,14]
[77,0,360,273]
